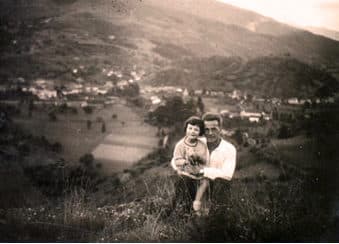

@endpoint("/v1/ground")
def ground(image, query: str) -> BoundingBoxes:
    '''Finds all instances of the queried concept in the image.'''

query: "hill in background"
[151,56,339,98]
[1,0,339,97]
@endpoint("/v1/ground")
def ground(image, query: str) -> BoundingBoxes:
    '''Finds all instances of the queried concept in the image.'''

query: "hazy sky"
[217,0,339,31]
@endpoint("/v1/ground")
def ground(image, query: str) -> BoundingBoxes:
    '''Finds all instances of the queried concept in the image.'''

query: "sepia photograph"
[0,0,339,242]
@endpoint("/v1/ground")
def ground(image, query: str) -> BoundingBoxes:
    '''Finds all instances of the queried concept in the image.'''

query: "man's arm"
[202,145,236,180]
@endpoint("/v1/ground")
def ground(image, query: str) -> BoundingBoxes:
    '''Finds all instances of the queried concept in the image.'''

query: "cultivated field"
[13,100,158,173]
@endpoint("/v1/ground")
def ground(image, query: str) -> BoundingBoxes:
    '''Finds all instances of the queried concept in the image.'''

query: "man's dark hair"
[202,112,223,126]
[184,116,204,136]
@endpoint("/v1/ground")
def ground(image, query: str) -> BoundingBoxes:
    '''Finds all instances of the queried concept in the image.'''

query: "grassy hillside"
[1,112,338,241]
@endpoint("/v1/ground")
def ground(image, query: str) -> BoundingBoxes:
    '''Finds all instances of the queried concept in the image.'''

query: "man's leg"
[209,179,231,206]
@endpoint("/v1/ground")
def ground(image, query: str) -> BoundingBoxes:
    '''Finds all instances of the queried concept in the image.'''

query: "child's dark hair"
[184,116,204,136]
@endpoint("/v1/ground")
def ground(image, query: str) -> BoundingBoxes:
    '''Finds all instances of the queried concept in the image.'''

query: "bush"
[148,96,196,126]
[79,153,94,168]
[277,124,292,139]
[101,122,106,133]
[51,142,63,153]
[70,107,78,114]
[96,117,104,123]
[87,120,92,130]
[48,111,57,121]
[83,106,94,114]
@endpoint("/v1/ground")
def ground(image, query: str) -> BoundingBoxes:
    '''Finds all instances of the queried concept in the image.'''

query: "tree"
[232,129,244,146]
[278,124,291,139]
[79,153,94,168]
[86,120,92,130]
[83,106,93,114]
[48,111,57,121]
[101,122,106,133]
[197,96,205,114]
[51,142,63,153]
[148,96,197,126]
[28,99,34,117]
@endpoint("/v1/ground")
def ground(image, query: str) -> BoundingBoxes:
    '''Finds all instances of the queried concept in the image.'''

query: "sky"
[217,0,339,31]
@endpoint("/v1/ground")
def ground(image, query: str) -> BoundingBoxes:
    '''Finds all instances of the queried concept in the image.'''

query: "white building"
[287,98,299,105]
[249,117,260,123]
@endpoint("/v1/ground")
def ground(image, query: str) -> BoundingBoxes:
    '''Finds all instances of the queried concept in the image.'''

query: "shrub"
[79,153,94,168]
[83,106,93,114]
[101,122,106,133]
[48,111,57,121]
[86,120,92,130]
[51,142,63,153]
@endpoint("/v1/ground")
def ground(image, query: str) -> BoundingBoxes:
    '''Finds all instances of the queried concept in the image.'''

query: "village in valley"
[1,64,338,169]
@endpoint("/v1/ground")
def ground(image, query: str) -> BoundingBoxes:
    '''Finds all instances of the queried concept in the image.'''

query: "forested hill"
[151,56,339,98]
[1,0,338,96]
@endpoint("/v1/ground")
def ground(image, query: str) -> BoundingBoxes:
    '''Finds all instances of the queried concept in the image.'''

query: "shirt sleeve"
[171,141,186,171]
[203,145,236,181]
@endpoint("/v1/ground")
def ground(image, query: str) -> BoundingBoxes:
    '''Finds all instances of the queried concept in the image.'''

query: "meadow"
[12,100,158,169]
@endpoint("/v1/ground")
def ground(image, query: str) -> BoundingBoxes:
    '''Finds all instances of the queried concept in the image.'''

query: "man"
[197,112,236,181]
[171,112,236,212]
[189,112,237,211]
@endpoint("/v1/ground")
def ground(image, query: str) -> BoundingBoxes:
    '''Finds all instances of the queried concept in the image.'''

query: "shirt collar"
[207,137,222,153]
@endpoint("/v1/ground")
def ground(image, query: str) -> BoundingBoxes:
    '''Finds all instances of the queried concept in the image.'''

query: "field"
[12,100,158,172]
[270,136,321,169]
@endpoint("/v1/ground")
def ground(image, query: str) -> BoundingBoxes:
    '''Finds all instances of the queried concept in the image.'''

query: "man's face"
[204,120,221,143]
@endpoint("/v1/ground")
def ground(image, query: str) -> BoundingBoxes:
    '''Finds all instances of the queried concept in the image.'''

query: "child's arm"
[171,140,188,170]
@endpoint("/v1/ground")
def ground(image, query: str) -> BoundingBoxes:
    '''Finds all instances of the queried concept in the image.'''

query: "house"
[182,88,190,103]
[194,90,203,96]
[271,98,281,105]
[229,90,241,100]
[81,101,88,107]
[240,110,262,118]
[249,117,260,123]
[97,89,108,95]
[151,96,161,105]
[253,97,265,102]
[325,97,335,103]
[287,98,299,105]
[29,88,57,100]
[240,110,264,122]
[220,109,230,116]
[216,91,224,97]
[263,114,271,121]
[221,129,235,137]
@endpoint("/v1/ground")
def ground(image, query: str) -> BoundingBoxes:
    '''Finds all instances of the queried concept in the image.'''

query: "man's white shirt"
[203,139,236,181]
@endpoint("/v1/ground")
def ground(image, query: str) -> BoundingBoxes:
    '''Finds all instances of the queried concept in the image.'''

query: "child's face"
[186,123,200,140]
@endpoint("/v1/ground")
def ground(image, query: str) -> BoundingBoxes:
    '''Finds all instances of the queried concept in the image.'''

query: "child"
[171,116,209,214]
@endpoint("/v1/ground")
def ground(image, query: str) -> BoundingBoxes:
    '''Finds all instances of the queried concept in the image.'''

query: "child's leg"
[193,179,209,211]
